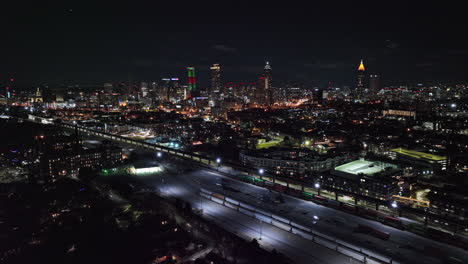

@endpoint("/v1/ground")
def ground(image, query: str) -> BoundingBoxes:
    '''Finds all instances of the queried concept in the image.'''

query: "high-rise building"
[312,88,323,105]
[209,64,221,98]
[160,78,180,102]
[256,76,267,104]
[356,59,365,91]
[187,67,196,98]
[263,62,273,105]
[369,74,380,91]
[140,82,149,98]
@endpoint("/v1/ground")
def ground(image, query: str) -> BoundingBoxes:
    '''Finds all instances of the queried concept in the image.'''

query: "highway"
[126,155,467,264]
[148,165,365,264]
[80,135,468,264]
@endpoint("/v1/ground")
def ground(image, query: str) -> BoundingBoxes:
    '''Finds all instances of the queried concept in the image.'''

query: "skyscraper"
[356,59,365,91]
[369,74,381,91]
[312,88,323,105]
[209,64,221,98]
[187,67,196,98]
[263,62,273,105]
[256,76,267,104]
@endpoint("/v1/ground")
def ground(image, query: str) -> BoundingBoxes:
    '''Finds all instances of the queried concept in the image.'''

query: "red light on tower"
[9,78,14,82]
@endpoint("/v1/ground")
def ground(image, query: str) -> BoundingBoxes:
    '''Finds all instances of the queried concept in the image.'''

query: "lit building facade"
[209,64,221,101]
[187,67,196,98]
[356,59,366,92]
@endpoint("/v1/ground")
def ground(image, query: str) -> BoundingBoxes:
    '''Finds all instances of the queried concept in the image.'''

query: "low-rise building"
[240,148,348,176]
[319,159,401,201]
[41,146,122,179]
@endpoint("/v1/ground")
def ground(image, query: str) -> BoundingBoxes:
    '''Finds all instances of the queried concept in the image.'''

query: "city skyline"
[1,2,468,263]
[3,2,468,87]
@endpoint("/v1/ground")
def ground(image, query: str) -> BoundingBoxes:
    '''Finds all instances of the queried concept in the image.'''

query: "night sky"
[2,2,468,88]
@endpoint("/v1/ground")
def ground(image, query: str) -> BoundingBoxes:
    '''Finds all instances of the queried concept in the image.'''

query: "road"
[151,167,362,264]
[81,136,468,264]
[135,157,468,264]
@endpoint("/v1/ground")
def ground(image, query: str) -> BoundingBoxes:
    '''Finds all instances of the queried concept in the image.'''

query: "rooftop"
[335,159,395,176]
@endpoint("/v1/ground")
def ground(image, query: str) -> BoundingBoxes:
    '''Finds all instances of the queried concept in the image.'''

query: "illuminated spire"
[264,61,271,70]
[358,59,365,71]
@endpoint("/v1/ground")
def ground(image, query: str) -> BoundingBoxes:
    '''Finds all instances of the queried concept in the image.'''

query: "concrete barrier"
[225,197,240,205]
[200,188,212,195]
[337,246,366,262]
[291,222,312,233]
[272,220,292,232]
[255,208,271,217]
[225,201,239,210]
[272,214,290,225]
[239,207,255,217]
[314,236,336,250]
[211,197,224,205]
[239,202,256,211]
[335,239,361,253]
[254,213,272,224]
[200,193,211,199]
[291,227,314,240]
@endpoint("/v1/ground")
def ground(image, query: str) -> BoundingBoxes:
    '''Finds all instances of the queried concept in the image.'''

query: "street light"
[216,158,221,171]
[157,152,162,158]
[315,183,321,196]
[259,168,265,175]
[391,201,398,208]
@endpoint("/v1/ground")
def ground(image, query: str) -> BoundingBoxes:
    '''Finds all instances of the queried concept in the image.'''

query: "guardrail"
[199,188,400,264]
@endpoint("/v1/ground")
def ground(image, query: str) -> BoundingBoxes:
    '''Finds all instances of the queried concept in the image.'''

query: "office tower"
[369,74,381,91]
[103,82,113,94]
[263,62,273,105]
[264,61,272,88]
[161,78,180,102]
[209,64,221,98]
[256,76,267,105]
[187,67,196,98]
[312,88,323,105]
[356,59,365,91]
[140,82,149,98]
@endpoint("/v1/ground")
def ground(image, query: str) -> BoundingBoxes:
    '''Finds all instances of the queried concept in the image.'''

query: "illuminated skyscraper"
[264,61,272,89]
[312,88,323,105]
[140,82,149,98]
[356,59,365,91]
[209,64,221,98]
[187,67,196,98]
[263,62,273,105]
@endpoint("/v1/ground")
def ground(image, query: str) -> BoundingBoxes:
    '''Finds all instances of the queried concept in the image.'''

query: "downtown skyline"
[2,2,468,87]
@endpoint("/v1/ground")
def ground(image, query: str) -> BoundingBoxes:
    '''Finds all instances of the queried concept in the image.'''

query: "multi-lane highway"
[130,156,468,264]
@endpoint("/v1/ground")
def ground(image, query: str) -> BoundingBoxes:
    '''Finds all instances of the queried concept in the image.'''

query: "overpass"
[60,122,215,166]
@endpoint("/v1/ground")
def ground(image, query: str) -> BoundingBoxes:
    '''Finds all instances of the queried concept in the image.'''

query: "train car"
[356,225,391,240]
[382,215,405,230]
[341,203,357,214]
[273,184,286,193]
[327,199,341,209]
[372,229,391,240]
[312,194,327,204]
